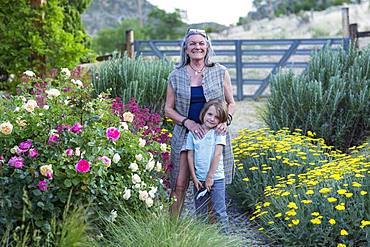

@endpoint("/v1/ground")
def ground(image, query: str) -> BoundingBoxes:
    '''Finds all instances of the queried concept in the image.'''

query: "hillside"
[82,0,154,36]
[214,1,370,48]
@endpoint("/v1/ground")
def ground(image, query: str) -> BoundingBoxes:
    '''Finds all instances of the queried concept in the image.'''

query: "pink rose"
[98,156,111,166]
[75,159,90,173]
[71,122,83,133]
[48,135,59,145]
[8,156,24,169]
[29,148,38,158]
[106,127,120,141]
[0,155,4,162]
[38,180,48,191]
[18,140,32,153]
[66,148,74,156]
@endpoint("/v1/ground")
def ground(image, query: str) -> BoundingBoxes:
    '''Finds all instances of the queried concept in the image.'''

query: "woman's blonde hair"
[199,100,228,124]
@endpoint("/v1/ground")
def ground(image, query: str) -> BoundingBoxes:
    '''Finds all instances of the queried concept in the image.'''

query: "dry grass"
[229,99,267,138]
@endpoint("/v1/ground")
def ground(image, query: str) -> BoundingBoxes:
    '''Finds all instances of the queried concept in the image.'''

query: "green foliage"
[90,207,242,247]
[0,71,168,244]
[91,7,186,55]
[0,0,92,75]
[92,55,173,113]
[263,46,370,151]
[92,19,148,55]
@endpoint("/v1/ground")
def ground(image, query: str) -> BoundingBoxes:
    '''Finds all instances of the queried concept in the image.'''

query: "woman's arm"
[164,83,205,138]
[205,144,223,191]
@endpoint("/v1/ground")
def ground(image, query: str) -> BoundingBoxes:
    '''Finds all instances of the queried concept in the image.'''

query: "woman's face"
[185,34,208,61]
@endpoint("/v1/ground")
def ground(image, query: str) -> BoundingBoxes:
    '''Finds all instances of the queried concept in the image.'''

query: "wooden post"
[126,29,134,58]
[349,23,359,48]
[341,7,349,37]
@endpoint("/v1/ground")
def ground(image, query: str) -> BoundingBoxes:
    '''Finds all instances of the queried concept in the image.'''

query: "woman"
[164,29,235,217]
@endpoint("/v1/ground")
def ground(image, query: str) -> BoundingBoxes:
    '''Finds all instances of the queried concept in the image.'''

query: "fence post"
[235,40,243,101]
[349,23,359,48]
[342,7,349,37]
[126,29,134,58]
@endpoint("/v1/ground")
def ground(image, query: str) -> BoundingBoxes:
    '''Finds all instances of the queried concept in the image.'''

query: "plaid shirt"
[168,63,235,188]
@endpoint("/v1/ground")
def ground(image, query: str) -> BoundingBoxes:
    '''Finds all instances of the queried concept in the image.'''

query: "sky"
[146,0,254,26]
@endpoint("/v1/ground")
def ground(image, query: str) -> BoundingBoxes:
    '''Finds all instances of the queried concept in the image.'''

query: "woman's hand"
[215,122,228,135]
[185,119,205,139]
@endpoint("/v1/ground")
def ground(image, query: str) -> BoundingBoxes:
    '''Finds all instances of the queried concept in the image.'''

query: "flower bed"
[0,69,170,242]
[231,128,370,246]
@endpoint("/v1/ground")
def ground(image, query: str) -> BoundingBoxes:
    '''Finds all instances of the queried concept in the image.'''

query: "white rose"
[133,183,141,189]
[160,143,167,152]
[132,174,141,184]
[15,107,20,112]
[120,121,128,130]
[123,188,131,200]
[112,153,121,163]
[138,190,149,201]
[43,105,49,110]
[135,154,143,162]
[145,159,155,171]
[10,146,18,154]
[138,138,146,147]
[155,161,162,172]
[145,197,154,207]
[23,99,38,113]
[149,187,157,198]
[110,209,117,222]
[45,88,61,98]
[23,70,35,77]
[0,121,14,135]
[60,68,71,78]
[122,111,134,123]
[129,162,139,172]
[75,147,81,156]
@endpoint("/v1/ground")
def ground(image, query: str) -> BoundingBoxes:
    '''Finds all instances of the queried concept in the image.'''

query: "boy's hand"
[193,177,203,191]
[205,176,214,192]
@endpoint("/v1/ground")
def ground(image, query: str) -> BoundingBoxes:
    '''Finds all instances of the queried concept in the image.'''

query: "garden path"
[183,99,275,246]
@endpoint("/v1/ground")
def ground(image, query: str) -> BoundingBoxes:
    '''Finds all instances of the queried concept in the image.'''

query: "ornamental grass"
[231,128,370,246]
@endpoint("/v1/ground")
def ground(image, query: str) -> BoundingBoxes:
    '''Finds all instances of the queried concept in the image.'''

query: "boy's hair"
[199,100,228,124]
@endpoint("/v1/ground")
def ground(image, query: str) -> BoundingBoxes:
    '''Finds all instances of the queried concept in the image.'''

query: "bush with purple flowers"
[0,68,171,243]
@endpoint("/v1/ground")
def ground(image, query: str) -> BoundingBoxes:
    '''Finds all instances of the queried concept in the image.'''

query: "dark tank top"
[188,86,206,124]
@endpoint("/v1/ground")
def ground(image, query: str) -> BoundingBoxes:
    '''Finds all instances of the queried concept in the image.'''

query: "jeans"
[194,179,229,234]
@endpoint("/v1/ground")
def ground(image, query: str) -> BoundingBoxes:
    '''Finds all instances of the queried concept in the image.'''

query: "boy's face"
[203,105,220,129]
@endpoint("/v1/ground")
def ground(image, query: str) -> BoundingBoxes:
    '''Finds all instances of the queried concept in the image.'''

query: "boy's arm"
[187,150,203,191]
[205,144,224,191]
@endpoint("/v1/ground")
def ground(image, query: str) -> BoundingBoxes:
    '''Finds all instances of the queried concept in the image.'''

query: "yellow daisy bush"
[230,128,370,246]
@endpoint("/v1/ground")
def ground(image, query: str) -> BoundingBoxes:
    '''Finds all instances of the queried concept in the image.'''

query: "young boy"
[186,99,229,233]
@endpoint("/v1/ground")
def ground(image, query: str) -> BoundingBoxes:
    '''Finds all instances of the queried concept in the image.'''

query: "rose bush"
[0,69,170,241]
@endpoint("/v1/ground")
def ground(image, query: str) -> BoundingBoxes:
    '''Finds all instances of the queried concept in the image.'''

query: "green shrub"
[92,54,173,113]
[263,46,370,151]
[0,70,169,244]
[90,207,242,247]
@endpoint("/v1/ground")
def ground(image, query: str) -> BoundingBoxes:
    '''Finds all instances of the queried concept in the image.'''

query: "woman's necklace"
[189,63,205,76]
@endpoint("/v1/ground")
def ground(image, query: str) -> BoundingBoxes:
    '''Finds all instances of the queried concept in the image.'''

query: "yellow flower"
[263,202,271,207]
[301,200,312,204]
[287,202,298,209]
[344,193,353,198]
[329,219,336,225]
[258,227,264,231]
[249,166,258,171]
[274,213,282,218]
[337,189,347,195]
[337,244,346,247]
[319,187,332,194]
[292,219,300,225]
[311,212,320,217]
[335,204,345,211]
[360,191,368,195]
[360,220,370,228]
[267,221,274,225]
[327,197,337,203]
[242,177,250,182]
[352,182,362,187]
[310,218,321,224]
[281,191,291,196]
[340,229,348,236]
[306,190,314,195]
[286,210,297,217]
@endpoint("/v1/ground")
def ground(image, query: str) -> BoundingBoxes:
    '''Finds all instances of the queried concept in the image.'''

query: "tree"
[0,0,91,75]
